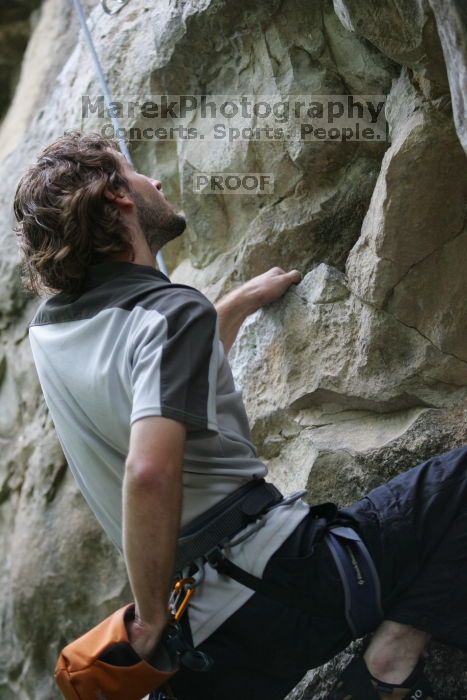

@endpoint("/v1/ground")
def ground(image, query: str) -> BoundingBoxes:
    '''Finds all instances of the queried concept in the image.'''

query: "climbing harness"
[69,0,168,277]
[178,483,384,641]
[175,477,292,572]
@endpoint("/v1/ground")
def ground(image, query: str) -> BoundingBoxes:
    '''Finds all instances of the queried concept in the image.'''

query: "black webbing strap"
[204,504,338,613]
[206,514,384,638]
[175,478,283,573]
[205,532,330,613]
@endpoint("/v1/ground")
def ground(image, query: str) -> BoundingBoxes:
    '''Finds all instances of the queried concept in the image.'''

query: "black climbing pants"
[154,445,467,700]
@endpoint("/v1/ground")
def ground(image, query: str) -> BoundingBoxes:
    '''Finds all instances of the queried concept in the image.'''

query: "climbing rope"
[69,0,168,277]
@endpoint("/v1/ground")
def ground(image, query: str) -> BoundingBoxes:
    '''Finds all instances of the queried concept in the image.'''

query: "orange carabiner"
[170,577,196,621]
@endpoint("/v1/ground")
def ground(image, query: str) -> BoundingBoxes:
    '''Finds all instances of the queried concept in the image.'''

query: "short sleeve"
[128,292,220,435]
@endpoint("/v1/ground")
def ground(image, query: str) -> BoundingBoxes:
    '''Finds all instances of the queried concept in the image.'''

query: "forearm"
[215,286,257,354]
[122,463,182,636]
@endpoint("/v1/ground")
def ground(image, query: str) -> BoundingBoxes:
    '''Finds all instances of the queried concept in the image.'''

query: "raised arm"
[214,267,302,354]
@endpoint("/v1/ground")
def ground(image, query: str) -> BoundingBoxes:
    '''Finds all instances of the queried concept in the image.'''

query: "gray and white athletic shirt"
[28,261,309,645]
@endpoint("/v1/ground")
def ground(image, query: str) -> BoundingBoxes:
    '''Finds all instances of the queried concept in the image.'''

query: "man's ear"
[103,188,134,208]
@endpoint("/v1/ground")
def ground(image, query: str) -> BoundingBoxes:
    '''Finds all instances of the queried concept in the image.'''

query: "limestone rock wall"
[0,0,466,698]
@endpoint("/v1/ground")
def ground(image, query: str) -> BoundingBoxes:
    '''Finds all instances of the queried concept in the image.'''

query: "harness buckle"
[204,546,226,570]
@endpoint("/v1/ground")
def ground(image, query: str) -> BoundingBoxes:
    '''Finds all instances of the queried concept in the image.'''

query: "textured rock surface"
[0,0,466,698]
[0,0,41,120]
[429,0,467,154]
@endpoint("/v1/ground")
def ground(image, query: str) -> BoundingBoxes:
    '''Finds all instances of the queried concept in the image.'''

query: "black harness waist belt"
[175,478,284,573]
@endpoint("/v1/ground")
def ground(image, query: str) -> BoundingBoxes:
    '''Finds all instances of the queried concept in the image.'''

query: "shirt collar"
[81,260,171,290]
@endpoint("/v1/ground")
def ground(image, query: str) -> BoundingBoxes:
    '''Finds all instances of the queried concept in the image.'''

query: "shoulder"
[130,277,217,321]
[126,278,218,350]
[28,293,73,328]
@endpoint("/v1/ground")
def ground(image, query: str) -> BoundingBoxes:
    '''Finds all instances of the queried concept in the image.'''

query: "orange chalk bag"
[54,576,208,700]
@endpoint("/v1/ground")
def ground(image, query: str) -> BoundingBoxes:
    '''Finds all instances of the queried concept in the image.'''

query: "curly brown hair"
[13,129,135,297]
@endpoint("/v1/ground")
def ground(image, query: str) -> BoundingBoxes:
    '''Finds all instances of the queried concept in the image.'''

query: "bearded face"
[129,186,187,254]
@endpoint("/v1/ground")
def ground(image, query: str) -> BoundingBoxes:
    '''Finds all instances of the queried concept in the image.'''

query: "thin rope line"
[69,0,168,276]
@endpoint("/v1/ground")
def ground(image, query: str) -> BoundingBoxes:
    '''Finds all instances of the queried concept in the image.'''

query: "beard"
[129,188,186,254]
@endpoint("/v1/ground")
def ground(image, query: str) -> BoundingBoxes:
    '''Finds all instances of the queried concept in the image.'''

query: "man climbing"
[14,129,467,700]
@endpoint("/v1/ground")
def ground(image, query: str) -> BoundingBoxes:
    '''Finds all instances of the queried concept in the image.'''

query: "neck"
[132,249,157,268]
[110,245,157,269]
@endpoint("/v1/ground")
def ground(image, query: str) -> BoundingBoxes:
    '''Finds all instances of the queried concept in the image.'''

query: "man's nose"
[150,178,162,190]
